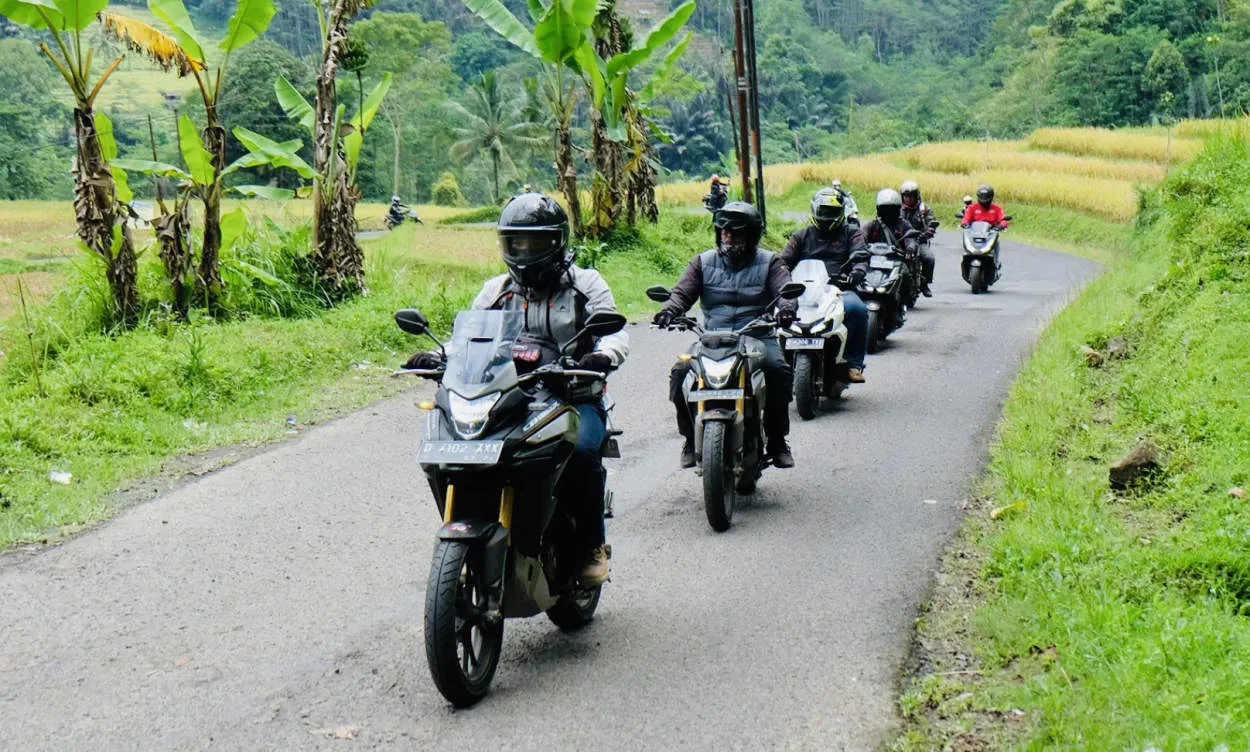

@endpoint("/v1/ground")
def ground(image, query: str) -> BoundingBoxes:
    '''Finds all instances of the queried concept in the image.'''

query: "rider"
[779,188,871,384]
[653,201,798,470]
[862,188,921,320]
[830,179,860,227]
[704,175,729,247]
[962,184,1009,229]
[900,180,937,297]
[403,192,627,586]
[962,194,974,215]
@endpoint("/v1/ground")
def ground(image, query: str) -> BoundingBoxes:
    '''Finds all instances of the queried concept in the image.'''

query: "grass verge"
[894,133,1250,749]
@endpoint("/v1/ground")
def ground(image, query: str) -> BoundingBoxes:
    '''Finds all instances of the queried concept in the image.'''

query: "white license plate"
[870,256,896,270]
[785,337,823,350]
[418,440,504,465]
[689,388,744,402]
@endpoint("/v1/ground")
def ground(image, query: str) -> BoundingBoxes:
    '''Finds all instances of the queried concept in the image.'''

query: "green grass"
[894,133,1250,750]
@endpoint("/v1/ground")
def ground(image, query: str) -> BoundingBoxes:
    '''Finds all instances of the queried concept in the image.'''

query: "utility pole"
[744,0,764,218]
[731,0,765,219]
[731,0,751,204]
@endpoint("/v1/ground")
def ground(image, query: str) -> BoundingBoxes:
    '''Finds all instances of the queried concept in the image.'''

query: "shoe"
[680,440,696,468]
[921,283,933,297]
[768,440,795,469]
[580,544,611,587]
[847,367,866,384]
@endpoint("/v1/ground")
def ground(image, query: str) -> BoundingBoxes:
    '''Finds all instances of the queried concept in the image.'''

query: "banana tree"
[113,115,312,313]
[104,0,278,307]
[275,67,391,295]
[0,0,181,323]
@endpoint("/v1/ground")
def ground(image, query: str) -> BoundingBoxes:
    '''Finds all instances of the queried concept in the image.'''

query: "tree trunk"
[73,106,138,325]
[556,113,583,236]
[199,119,227,310]
[154,203,192,317]
[588,2,626,238]
[312,0,365,297]
[491,149,500,205]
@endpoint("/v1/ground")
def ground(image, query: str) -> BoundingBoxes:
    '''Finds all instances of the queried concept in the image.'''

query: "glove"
[578,352,614,374]
[403,351,443,370]
[777,309,795,328]
[653,309,675,328]
[848,269,867,288]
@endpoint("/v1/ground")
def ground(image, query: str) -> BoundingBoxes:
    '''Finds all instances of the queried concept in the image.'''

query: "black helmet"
[810,188,846,228]
[875,188,903,225]
[713,201,764,263]
[497,192,571,291]
[976,184,994,206]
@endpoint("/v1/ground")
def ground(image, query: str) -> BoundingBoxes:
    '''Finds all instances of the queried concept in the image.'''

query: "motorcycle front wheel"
[793,352,817,420]
[425,540,502,707]
[866,309,882,354]
[969,266,984,294]
[701,421,736,532]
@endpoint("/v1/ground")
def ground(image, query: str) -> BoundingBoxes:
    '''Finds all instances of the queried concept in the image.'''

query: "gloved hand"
[653,309,675,328]
[777,309,795,328]
[848,269,867,289]
[403,351,443,370]
[578,352,614,374]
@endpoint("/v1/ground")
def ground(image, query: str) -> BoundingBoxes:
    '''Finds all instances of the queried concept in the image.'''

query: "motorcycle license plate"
[417,440,504,465]
[870,255,895,270]
[689,388,744,402]
[784,337,823,350]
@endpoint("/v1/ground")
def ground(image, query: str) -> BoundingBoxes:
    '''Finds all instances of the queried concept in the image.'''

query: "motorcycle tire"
[424,539,502,707]
[793,353,817,420]
[546,586,602,631]
[866,309,882,354]
[701,421,735,532]
[735,438,760,495]
[969,266,984,294]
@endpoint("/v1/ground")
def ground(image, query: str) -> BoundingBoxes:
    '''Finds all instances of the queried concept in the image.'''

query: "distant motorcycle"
[960,218,1010,294]
[856,242,909,353]
[648,281,804,532]
[385,204,422,230]
[778,259,850,420]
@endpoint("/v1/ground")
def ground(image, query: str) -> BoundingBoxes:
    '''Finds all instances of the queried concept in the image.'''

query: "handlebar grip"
[391,368,444,378]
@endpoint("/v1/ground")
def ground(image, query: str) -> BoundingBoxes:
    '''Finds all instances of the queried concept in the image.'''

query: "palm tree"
[447,71,546,204]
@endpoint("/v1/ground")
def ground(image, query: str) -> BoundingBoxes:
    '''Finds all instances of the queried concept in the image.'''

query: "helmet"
[810,188,846,228]
[875,188,903,225]
[711,174,720,181]
[713,201,764,264]
[976,184,994,206]
[962,194,973,204]
[497,192,571,291]
[391,195,401,204]
[900,180,920,207]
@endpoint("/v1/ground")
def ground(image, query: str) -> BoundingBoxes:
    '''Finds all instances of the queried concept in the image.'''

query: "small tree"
[432,171,467,206]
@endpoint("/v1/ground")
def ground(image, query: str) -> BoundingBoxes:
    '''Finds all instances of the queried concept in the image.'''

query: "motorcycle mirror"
[1003,215,1013,221]
[395,308,430,336]
[583,311,628,338]
[646,285,672,303]
[779,282,806,300]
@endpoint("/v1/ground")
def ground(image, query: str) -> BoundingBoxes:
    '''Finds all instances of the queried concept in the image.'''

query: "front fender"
[437,519,506,543]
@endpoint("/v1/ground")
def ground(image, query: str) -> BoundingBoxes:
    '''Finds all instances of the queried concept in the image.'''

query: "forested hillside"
[2,0,1246,203]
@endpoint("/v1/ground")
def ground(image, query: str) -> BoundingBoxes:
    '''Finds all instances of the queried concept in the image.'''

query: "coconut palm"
[447,71,547,204]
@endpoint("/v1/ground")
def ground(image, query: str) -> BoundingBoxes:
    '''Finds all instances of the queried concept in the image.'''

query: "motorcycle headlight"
[700,356,737,388]
[876,286,887,293]
[964,236,977,252]
[810,319,829,334]
[448,391,501,439]
[789,322,803,334]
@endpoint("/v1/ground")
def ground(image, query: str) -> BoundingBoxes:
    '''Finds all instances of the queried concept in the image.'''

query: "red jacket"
[962,203,1008,228]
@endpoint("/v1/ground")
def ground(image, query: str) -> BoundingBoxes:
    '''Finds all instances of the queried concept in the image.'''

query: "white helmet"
[875,188,903,208]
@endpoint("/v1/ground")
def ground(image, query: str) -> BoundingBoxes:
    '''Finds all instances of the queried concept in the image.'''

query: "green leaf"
[232,126,314,178]
[639,32,692,102]
[525,0,545,23]
[177,113,214,186]
[148,0,205,64]
[111,166,133,205]
[343,127,363,174]
[219,0,275,52]
[219,206,246,252]
[533,1,581,63]
[274,75,314,134]
[640,0,694,56]
[571,40,604,106]
[349,72,391,132]
[229,258,282,286]
[608,73,626,127]
[49,0,106,31]
[565,0,595,30]
[112,158,192,179]
[94,111,119,162]
[463,0,540,58]
[231,185,295,201]
[0,0,64,29]
[221,151,270,177]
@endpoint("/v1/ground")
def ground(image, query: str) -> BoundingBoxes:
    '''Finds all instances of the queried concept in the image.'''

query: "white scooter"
[778,258,850,420]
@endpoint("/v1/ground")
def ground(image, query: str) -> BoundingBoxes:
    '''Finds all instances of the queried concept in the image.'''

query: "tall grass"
[1028,127,1203,163]
[899,141,1167,183]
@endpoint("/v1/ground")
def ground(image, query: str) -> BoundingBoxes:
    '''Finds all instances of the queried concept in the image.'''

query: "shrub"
[432,172,468,207]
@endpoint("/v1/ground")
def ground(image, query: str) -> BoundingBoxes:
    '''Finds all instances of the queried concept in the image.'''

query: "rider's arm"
[662,255,704,319]
[574,267,630,367]
[765,256,798,316]
[846,226,870,275]
[778,230,804,270]
[961,204,976,226]
[994,205,1009,228]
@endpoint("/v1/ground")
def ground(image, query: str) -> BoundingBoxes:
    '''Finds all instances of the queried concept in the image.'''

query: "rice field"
[1027,127,1202,163]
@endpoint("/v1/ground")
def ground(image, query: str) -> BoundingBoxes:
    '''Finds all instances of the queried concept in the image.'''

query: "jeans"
[841,291,868,370]
[669,336,792,446]
[559,402,607,552]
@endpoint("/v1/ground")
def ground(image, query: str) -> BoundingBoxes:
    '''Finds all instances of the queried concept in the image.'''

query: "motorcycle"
[647,282,804,532]
[385,204,422,230]
[960,217,1010,294]
[856,242,909,354]
[394,306,626,707]
[778,259,849,420]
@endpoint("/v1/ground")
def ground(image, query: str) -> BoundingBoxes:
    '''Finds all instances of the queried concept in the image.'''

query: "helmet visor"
[813,203,844,223]
[500,232,562,262]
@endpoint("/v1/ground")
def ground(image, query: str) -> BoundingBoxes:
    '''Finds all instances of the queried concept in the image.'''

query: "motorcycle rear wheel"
[701,421,736,532]
[793,353,817,420]
[546,586,602,631]
[424,540,502,707]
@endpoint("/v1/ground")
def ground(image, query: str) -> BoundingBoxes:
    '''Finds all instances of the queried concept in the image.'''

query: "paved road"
[0,232,1097,751]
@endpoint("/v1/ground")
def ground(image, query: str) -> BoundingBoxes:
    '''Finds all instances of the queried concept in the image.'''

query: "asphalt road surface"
[0,231,1097,751]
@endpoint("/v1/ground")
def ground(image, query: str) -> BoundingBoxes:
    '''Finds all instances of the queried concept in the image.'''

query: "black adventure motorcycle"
[648,282,804,532]
[394,307,626,707]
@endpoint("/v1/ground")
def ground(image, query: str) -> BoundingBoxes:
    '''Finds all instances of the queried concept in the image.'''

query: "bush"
[432,172,467,207]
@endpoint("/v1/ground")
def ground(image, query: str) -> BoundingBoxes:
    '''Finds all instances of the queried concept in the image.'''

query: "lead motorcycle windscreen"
[443,309,524,395]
